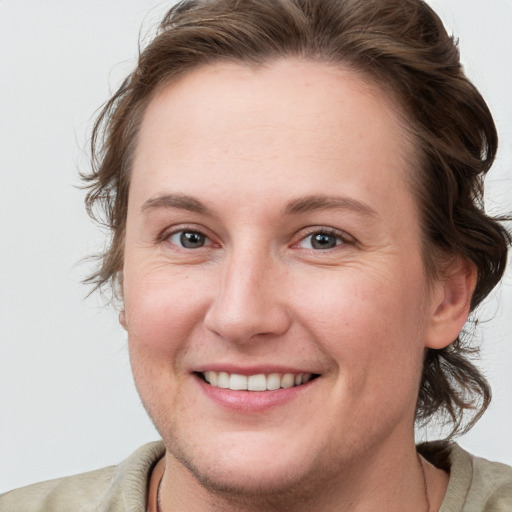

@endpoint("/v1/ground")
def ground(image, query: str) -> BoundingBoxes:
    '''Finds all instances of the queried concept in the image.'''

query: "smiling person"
[2,0,511,511]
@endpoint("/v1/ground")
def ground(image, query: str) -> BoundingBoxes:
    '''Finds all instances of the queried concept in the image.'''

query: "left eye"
[298,231,345,250]
[168,230,208,249]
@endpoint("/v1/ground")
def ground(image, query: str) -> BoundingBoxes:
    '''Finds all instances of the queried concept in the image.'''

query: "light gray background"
[1,0,511,492]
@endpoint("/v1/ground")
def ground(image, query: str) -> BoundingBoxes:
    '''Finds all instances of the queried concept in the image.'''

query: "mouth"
[197,371,319,391]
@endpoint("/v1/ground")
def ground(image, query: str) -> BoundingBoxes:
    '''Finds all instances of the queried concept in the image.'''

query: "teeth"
[302,373,312,384]
[201,371,314,391]
[229,374,247,390]
[248,374,267,391]
[209,371,218,386]
[267,373,281,390]
[218,371,229,389]
[281,373,295,389]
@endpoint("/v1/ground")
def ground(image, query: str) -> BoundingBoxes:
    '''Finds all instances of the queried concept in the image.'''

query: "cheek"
[295,263,428,372]
[124,268,211,416]
[123,264,213,358]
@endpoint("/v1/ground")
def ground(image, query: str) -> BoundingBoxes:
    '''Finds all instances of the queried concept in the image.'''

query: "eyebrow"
[284,195,378,218]
[141,194,215,216]
[141,193,378,218]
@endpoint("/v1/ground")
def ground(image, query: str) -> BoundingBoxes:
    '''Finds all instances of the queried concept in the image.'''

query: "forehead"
[130,59,416,216]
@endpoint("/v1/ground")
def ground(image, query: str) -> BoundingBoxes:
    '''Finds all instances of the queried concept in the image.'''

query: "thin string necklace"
[418,452,431,512]
[157,476,163,512]
[156,457,431,512]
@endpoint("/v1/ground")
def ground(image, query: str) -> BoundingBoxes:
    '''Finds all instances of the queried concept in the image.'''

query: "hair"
[83,0,510,438]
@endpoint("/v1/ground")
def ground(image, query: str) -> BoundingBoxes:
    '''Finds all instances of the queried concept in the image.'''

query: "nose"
[203,247,291,344]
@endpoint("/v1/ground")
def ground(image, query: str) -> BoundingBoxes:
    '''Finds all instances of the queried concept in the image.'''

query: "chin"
[186,460,301,495]
[176,455,322,504]
[165,430,325,498]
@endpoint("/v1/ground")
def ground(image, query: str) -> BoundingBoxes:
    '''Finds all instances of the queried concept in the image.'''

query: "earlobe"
[425,258,477,350]
[117,271,127,330]
[119,310,127,330]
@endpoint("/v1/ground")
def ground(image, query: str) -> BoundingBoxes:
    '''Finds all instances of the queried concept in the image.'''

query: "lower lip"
[196,375,315,413]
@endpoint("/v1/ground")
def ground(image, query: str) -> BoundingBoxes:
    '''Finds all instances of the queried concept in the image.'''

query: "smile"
[200,371,316,391]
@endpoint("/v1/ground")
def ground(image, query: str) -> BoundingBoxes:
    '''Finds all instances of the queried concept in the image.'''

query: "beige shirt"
[1,441,511,511]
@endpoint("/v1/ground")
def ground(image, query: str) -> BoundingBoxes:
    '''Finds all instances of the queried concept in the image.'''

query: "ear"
[425,257,476,349]
[119,310,127,330]
[116,270,127,330]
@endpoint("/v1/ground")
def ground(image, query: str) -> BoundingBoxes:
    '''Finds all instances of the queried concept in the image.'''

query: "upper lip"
[193,364,320,376]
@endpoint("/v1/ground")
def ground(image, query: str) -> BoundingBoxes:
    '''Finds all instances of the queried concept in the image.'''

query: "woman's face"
[123,59,441,493]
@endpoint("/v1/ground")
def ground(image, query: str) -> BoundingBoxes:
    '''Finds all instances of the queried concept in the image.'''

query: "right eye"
[168,230,208,249]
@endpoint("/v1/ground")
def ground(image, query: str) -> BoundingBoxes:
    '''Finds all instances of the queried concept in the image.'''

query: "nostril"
[202,265,291,343]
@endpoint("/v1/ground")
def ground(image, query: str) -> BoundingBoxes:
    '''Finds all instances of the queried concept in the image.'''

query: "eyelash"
[294,227,354,251]
[161,225,354,252]
[162,225,216,250]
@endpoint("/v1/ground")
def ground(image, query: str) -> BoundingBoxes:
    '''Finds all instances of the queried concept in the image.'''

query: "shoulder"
[0,441,165,512]
[458,446,512,512]
[0,466,115,512]
[435,443,512,512]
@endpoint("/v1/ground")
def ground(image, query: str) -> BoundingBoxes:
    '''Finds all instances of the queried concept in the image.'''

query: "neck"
[156,440,447,512]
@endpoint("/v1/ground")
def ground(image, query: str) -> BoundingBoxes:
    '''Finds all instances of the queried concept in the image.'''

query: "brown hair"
[83,0,510,437]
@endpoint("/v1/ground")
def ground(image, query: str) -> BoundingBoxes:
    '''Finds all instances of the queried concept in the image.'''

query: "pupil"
[312,233,336,249]
[180,231,204,248]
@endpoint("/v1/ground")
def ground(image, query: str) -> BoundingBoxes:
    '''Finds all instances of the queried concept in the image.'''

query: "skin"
[122,59,473,511]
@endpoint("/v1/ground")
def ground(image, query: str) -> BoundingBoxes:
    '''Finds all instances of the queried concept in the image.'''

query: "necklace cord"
[418,452,431,512]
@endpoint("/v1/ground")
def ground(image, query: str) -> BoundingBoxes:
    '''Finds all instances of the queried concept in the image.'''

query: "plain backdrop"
[1,0,511,493]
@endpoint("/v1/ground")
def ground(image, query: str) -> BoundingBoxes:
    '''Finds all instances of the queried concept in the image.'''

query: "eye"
[168,230,208,249]
[297,229,349,250]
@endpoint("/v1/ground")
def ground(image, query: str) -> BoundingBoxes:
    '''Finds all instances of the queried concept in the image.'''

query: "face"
[123,59,438,494]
